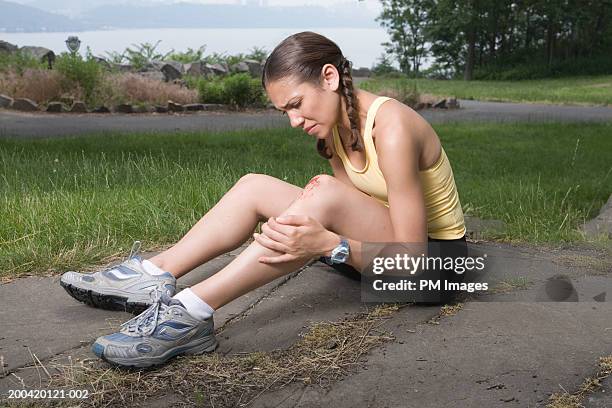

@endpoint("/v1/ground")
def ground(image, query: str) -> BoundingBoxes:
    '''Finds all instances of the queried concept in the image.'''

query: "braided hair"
[262,32,363,159]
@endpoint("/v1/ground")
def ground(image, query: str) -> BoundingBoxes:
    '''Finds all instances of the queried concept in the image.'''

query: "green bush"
[197,77,225,104]
[0,50,46,74]
[54,52,103,104]
[197,73,266,108]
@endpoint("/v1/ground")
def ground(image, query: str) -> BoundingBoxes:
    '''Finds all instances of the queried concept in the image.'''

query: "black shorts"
[319,235,468,305]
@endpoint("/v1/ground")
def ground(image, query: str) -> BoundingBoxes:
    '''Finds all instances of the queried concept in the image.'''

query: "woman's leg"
[149,173,303,278]
[190,174,396,310]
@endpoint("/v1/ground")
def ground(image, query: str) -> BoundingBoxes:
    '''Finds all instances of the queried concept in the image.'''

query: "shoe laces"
[127,240,142,261]
[120,288,166,336]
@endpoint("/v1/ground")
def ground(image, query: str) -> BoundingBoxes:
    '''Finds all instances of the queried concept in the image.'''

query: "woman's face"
[265,65,341,140]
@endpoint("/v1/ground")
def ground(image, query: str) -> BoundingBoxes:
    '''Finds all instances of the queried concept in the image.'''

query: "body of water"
[1,27,390,69]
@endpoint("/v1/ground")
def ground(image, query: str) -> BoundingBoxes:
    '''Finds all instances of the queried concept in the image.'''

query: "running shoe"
[91,290,218,368]
[60,241,176,314]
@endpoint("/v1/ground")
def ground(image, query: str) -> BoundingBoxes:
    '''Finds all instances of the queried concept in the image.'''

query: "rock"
[59,96,74,106]
[413,102,426,111]
[242,59,263,78]
[0,40,18,54]
[201,103,227,111]
[20,46,55,68]
[207,63,228,76]
[155,105,168,113]
[138,71,165,82]
[92,106,110,113]
[69,101,88,113]
[161,61,183,82]
[167,101,185,112]
[46,102,67,113]
[448,98,460,109]
[12,98,38,112]
[433,98,447,109]
[184,61,204,77]
[582,194,612,239]
[115,104,134,114]
[112,63,133,73]
[143,60,165,72]
[0,94,14,108]
[133,105,149,113]
[93,57,111,70]
[230,61,250,74]
[184,103,204,112]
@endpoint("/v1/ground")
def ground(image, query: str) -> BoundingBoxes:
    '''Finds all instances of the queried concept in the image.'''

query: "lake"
[1,27,391,69]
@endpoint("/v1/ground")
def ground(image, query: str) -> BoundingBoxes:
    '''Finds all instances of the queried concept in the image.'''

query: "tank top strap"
[362,96,393,155]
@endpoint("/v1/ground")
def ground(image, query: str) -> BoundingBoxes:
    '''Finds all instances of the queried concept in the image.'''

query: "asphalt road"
[1,99,611,139]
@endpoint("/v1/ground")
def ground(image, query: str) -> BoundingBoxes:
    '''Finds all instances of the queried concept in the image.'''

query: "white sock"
[141,259,169,276]
[172,288,215,321]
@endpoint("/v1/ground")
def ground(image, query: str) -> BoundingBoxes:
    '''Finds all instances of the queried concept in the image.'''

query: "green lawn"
[360,75,612,106]
[1,123,611,278]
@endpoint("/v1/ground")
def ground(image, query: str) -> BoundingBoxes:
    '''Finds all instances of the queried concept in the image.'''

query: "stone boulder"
[20,46,55,68]
[242,59,263,78]
[167,101,185,112]
[12,98,38,112]
[184,103,204,112]
[92,106,111,113]
[70,101,88,113]
[0,41,18,54]
[184,61,204,77]
[0,94,14,109]
[207,63,228,77]
[161,61,184,82]
[115,104,134,114]
[230,61,250,74]
[46,102,67,113]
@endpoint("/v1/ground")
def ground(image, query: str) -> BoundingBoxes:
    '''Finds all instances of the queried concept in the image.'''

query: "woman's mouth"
[306,124,318,135]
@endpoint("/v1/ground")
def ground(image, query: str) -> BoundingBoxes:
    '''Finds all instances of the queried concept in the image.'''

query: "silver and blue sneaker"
[60,241,176,314]
[92,290,218,368]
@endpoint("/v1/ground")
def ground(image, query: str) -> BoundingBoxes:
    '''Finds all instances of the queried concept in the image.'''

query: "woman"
[60,31,467,368]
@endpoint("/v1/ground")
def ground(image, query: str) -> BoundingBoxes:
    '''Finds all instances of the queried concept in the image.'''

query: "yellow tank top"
[332,96,466,240]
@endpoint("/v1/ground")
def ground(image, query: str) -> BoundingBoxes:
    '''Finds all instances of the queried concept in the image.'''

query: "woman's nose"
[288,112,304,128]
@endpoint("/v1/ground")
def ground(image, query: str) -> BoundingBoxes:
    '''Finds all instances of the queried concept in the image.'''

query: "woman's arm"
[375,119,428,243]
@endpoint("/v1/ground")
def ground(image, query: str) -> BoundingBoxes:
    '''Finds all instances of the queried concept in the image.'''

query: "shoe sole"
[60,280,151,315]
[92,337,219,369]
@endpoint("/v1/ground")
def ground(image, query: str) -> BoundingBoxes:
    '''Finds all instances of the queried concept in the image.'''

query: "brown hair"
[262,31,362,159]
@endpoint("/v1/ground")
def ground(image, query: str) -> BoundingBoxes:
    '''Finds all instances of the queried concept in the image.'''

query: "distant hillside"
[0,0,84,32]
[82,3,378,29]
[0,0,378,32]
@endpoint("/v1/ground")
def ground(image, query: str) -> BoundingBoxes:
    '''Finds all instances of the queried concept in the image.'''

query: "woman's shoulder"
[371,94,429,144]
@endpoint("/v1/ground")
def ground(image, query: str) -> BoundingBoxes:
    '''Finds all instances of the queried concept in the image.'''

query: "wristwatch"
[323,236,350,265]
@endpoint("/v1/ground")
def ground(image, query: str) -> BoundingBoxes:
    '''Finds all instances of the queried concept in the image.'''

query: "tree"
[377,0,432,76]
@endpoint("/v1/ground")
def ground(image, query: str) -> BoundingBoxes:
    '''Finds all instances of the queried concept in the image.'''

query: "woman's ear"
[321,63,340,91]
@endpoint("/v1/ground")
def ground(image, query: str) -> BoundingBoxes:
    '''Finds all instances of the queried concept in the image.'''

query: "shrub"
[197,73,266,108]
[0,50,46,75]
[54,52,103,104]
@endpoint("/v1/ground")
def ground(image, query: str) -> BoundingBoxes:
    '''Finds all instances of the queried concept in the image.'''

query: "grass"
[360,75,612,106]
[547,355,612,408]
[1,122,611,279]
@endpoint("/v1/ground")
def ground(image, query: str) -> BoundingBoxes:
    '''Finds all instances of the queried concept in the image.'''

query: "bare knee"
[293,174,344,215]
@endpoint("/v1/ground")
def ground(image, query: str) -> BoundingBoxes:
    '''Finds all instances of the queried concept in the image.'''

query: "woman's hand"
[253,215,340,264]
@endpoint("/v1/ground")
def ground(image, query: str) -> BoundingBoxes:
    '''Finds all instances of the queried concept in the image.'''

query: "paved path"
[1,100,611,139]
[1,241,610,407]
